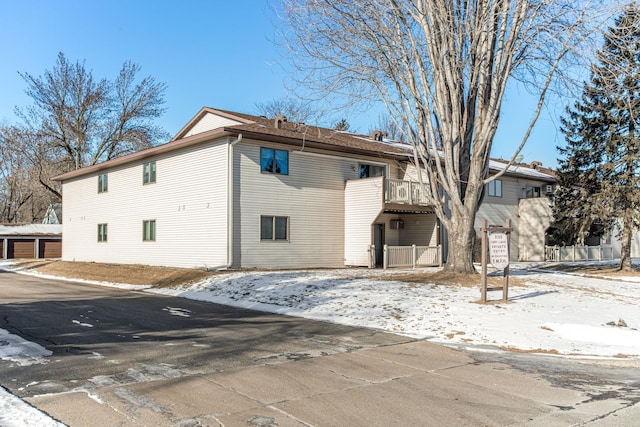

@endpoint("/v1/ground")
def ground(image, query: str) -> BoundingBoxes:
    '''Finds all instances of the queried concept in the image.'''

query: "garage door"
[8,239,36,259]
[39,239,62,258]
[0,240,4,259]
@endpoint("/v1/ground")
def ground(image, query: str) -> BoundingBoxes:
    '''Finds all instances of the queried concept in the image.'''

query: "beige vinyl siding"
[344,177,385,266]
[61,140,229,269]
[477,176,553,261]
[234,141,367,269]
[518,198,553,261]
[183,112,242,138]
[402,162,429,183]
[399,214,438,246]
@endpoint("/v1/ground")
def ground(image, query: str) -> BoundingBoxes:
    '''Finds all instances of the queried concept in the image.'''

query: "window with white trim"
[359,163,386,178]
[488,179,502,197]
[143,161,156,184]
[143,220,156,241]
[97,223,108,242]
[260,148,289,175]
[98,174,108,193]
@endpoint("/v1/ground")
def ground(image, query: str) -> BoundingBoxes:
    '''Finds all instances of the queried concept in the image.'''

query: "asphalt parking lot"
[1,270,639,426]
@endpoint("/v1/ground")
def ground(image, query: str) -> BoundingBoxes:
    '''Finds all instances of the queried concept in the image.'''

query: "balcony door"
[374,223,385,267]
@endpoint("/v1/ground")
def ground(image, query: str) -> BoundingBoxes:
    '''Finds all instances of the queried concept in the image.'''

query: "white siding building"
[54,107,556,269]
[54,108,442,269]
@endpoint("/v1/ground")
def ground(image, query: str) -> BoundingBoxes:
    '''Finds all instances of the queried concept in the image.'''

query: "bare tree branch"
[281,0,624,273]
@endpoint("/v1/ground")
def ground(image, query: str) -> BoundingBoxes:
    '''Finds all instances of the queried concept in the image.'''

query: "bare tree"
[281,0,621,273]
[0,126,59,222]
[254,97,318,123]
[17,52,168,170]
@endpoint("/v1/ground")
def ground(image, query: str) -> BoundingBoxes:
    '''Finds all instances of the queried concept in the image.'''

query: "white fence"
[370,244,441,268]
[544,245,614,262]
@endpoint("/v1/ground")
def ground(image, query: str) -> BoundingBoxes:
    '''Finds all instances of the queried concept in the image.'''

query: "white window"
[97,224,107,242]
[260,148,289,175]
[143,161,156,184]
[488,179,502,197]
[143,220,156,241]
[98,174,108,193]
[526,185,541,198]
[359,163,386,178]
[260,216,289,241]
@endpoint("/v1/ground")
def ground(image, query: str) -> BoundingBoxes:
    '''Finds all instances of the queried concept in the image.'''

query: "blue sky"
[0,0,567,168]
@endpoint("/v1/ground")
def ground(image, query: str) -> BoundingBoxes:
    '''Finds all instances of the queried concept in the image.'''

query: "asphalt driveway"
[1,270,638,426]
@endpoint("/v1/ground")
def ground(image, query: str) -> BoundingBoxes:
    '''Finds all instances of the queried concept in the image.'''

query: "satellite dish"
[515,155,524,163]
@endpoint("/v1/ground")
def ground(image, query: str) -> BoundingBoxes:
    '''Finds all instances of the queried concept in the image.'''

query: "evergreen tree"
[553,5,640,270]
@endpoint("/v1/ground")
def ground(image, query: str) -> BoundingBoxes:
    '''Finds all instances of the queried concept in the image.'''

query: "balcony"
[385,179,430,206]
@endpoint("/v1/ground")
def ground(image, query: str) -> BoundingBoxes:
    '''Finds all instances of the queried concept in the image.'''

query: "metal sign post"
[481,219,511,303]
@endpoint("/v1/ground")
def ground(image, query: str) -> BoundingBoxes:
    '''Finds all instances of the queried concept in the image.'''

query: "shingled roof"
[53,106,555,183]
[53,107,413,181]
[179,107,413,157]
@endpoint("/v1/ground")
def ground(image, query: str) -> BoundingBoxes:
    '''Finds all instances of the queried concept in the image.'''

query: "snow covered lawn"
[148,265,640,359]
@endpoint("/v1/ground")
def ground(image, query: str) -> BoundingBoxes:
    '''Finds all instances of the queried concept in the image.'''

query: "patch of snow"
[0,329,52,366]
[0,386,64,427]
[72,320,94,328]
[0,224,61,236]
[162,306,191,317]
[148,266,640,359]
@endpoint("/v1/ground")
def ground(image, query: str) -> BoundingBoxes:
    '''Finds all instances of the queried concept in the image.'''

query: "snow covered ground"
[1,261,640,424]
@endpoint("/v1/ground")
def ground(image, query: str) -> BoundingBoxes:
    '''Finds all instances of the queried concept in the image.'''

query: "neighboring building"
[42,203,62,224]
[52,107,556,269]
[476,160,557,262]
[0,224,62,259]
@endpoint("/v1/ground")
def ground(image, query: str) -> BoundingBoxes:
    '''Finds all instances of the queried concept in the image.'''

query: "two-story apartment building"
[476,160,556,262]
[53,107,556,269]
[53,108,441,269]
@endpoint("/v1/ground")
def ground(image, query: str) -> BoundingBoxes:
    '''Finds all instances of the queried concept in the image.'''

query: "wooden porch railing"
[385,179,430,206]
[369,244,442,269]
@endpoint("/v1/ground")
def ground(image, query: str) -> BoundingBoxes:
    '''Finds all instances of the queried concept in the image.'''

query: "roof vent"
[371,130,387,142]
[275,115,288,129]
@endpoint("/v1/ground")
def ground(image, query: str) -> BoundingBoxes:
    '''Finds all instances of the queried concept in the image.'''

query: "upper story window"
[488,179,502,197]
[143,161,156,184]
[526,185,541,198]
[98,174,108,193]
[359,164,386,178]
[260,148,289,175]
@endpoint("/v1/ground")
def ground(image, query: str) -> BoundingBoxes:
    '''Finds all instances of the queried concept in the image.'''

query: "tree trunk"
[443,213,477,274]
[619,215,633,271]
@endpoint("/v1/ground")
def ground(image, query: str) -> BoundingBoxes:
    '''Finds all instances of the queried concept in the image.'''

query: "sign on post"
[480,219,511,303]
[488,232,509,269]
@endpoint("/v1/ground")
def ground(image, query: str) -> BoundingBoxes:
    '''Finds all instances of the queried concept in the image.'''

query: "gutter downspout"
[211,134,242,270]
[225,134,242,269]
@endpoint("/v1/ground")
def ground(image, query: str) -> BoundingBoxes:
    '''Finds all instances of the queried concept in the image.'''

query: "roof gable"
[173,107,253,140]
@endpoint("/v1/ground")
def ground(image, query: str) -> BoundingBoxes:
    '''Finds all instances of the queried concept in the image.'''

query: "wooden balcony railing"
[385,179,430,206]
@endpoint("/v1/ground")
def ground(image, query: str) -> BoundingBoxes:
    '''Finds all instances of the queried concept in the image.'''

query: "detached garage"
[0,224,62,259]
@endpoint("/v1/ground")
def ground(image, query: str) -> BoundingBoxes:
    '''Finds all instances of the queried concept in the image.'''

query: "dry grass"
[499,346,560,355]
[384,270,525,288]
[12,260,215,288]
[11,259,631,290]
